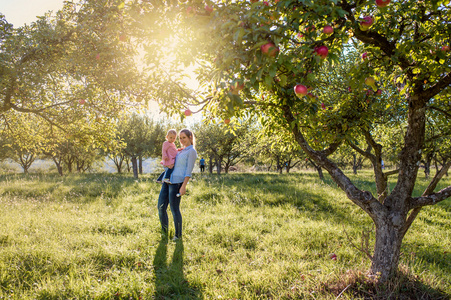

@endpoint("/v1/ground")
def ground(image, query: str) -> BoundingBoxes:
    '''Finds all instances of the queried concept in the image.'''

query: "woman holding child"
[157,128,197,241]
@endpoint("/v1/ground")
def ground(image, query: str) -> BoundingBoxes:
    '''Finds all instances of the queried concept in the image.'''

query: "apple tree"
[0,0,148,166]
[144,0,451,281]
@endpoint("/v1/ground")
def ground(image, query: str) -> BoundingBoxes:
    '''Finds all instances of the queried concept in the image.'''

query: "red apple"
[250,0,258,3]
[362,52,368,60]
[360,16,373,31]
[441,45,450,52]
[375,0,390,8]
[184,109,192,116]
[305,158,308,162]
[205,5,213,14]
[224,119,230,124]
[307,92,315,99]
[376,89,382,96]
[263,1,269,5]
[321,103,326,110]
[79,99,86,105]
[261,42,279,57]
[315,46,329,59]
[323,25,333,35]
[330,253,337,260]
[348,87,352,92]
[294,84,308,97]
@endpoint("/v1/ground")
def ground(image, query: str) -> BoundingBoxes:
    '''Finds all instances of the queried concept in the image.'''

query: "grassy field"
[0,170,450,299]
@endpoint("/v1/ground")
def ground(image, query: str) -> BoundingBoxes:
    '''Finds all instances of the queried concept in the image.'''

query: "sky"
[0,0,65,27]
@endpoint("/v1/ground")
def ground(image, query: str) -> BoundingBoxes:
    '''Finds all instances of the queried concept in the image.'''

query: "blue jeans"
[157,182,182,238]
[156,167,173,182]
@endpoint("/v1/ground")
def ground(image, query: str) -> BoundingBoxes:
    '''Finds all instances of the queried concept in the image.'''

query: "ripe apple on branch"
[294,84,308,98]
[261,42,279,57]
[360,16,374,31]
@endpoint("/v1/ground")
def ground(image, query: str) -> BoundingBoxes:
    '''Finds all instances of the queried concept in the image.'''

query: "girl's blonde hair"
[166,129,177,136]
[179,128,195,148]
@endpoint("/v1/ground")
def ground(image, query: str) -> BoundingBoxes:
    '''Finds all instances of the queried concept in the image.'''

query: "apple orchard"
[1,0,450,285]
[145,0,451,282]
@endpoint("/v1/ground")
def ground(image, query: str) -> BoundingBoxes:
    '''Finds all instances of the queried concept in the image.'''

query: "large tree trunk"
[371,217,404,282]
[131,156,138,178]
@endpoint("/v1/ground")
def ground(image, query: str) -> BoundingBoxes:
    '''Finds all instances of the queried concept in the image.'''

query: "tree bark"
[216,156,222,174]
[353,154,358,174]
[139,155,143,174]
[276,157,283,174]
[371,217,404,282]
[209,155,214,174]
[131,156,138,178]
[111,155,124,174]
[51,157,64,176]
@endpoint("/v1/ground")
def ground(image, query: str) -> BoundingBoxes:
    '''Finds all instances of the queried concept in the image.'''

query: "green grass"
[0,171,450,299]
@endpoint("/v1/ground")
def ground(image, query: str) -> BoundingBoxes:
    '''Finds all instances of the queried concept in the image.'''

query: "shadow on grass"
[195,172,357,226]
[402,242,451,281]
[325,268,451,300]
[153,236,202,299]
[0,173,144,204]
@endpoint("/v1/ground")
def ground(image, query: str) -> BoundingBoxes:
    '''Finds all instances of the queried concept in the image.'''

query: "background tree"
[0,112,46,173]
[116,113,163,178]
[195,120,249,174]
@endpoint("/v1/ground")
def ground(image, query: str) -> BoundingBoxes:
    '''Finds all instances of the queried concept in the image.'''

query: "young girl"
[156,129,178,184]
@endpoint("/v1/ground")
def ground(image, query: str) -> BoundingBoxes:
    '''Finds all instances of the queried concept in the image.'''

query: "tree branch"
[282,104,387,220]
[402,161,451,237]
[423,72,451,100]
[428,105,451,119]
[408,163,451,209]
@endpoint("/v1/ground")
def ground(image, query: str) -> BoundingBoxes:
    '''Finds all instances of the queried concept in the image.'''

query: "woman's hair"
[167,129,177,136]
[179,128,195,148]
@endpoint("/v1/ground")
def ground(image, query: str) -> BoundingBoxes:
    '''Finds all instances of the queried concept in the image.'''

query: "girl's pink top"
[160,141,177,166]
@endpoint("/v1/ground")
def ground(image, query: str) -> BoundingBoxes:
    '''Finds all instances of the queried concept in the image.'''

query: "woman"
[157,128,197,241]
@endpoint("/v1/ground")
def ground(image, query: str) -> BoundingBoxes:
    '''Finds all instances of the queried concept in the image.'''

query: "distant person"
[156,129,178,184]
[157,128,197,241]
[199,157,205,172]
[381,159,385,169]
